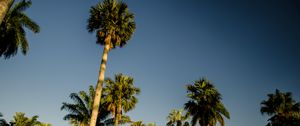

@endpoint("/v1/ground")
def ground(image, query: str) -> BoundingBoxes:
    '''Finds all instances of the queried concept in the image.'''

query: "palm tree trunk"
[176,121,182,126]
[114,102,122,126]
[0,0,14,25]
[89,38,111,126]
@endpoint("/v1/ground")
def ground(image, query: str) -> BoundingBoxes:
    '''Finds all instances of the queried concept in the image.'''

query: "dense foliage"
[0,0,39,59]
[184,78,230,126]
[261,89,300,126]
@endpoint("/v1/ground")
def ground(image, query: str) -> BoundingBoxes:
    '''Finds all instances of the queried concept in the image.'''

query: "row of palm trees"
[1,0,300,126]
[165,83,300,126]
[61,76,231,126]
[2,77,299,126]
[0,112,51,126]
[0,1,136,126]
[61,73,140,126]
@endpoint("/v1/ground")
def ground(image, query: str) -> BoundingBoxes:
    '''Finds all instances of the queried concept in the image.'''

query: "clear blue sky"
[1,0,300,126]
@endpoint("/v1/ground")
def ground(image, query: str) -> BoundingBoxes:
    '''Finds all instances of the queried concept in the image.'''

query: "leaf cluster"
[0,0,40,59]
[87,0,136,49]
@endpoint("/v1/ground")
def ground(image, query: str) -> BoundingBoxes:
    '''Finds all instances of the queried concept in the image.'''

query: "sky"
[1,0,300,126]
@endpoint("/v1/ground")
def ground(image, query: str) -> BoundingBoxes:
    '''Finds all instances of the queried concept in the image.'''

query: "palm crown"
[261,89,300,126]
[103,73,140,126]
[87,0,136,49]
[184,78,230,126]
[167,109,188,126]
[0,0,40,58]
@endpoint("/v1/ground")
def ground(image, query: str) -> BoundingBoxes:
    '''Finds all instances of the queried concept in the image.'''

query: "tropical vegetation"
[103,73,140,126]
[1,0,299,126]
[167,109,188,126]
[261,89,300,126]
[131,121,146,126]
[184,78,230,126]
[0,0,40,59]
[87,0,136,125]
[0,112,51,126]
[61,85,110,126]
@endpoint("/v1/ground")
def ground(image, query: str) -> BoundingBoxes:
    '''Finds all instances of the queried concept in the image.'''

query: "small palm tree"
[167,109,188,126]
[261,89,300,126]
[10,112,49,126]
[184,78,230,126]
[61,85,110,126]
[103,73,140,126]
[0,0,40,59]
[87,0,136,125]
[131,121,146,126]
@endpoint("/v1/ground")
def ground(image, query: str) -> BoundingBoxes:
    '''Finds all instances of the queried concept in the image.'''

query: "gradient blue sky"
[1,0,300,126]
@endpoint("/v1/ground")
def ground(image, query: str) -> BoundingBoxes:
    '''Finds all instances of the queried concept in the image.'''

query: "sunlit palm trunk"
[114,102,122,126]
[0,0,13,25]
[89,36,111,126]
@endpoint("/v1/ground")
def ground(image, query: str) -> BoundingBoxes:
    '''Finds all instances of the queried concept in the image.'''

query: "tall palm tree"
[61,85,110,126]
[103,73,140,126]
[0,0,40,59]
[167,109,188,126]
[184,78,230,126]
[87,0,136,125]
[0,0,14,25]
[261,89,300,126]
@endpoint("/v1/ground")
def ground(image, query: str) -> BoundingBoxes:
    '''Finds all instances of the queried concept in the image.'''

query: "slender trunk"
[0,0,13,25]
[89,37,111,126]
[176,121,182,126]
[114,102,122,126]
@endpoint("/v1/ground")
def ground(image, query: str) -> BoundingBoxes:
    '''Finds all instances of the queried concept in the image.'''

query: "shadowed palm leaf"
[0,112,9,126]
[61,85,110,126]
[0,0,40,59]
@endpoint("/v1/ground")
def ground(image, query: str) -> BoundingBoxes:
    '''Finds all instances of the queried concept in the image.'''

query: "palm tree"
[261,89,300,126]
[0,0,14,24]
[167,109,188,126]
[184,78,230,126]
[10,112,46,126]
[0,0,40,59]
[87,0,136,125]
[131,121,146,126]
[103,73,140,126]
[61,85,110,126]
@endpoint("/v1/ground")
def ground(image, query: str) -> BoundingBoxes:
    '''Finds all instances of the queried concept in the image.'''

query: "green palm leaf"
[0,0,40,59]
